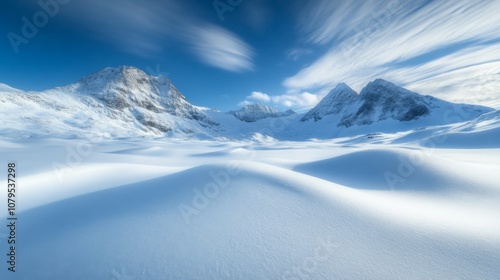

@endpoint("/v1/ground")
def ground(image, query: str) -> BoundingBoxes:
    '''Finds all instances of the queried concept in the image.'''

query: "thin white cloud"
[238,90,327,111]
[237,100,253,107]
[61,0,183,56]
[248,91,271,102]
[287,0,500,108]
[186,25,254,72]
[297,0,381,45]
[271,92,322,109]
[61,0,254,71]
[404,61,500,108]
[286,48,313,61]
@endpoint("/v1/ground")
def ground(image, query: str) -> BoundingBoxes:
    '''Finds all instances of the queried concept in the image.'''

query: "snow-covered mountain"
[0,66,217,138]
[0,67,495,140]
[302,79,491,127]
[229,103,295,122]
[74,66,208,121]
[302,83,358,122]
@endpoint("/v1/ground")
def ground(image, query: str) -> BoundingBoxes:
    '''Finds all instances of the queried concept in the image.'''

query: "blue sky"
[1,0,499,112]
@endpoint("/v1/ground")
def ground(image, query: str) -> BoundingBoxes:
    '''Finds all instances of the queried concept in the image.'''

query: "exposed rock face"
[302,79,490,128]
[301,83,358,122]
[339,79,431,127]
[0,66,218,138]
[74,66,211,123]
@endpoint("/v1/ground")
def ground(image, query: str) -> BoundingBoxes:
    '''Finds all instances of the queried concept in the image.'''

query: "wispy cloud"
[297,0,380,45]
[61,0,254,71]
[62,0,182,56]
[286,0,500,108]
[238,90,325,111]
[185,25,254,72]
[270,92,322,109]
[286,48,313,61]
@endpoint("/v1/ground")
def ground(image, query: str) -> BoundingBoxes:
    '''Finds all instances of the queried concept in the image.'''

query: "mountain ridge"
[0,66,495,140]
[303,78,492,129]
[301,82,358,122]
[229,103,296,122]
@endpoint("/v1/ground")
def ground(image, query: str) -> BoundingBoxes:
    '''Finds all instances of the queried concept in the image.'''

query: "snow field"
[0,137,499,279]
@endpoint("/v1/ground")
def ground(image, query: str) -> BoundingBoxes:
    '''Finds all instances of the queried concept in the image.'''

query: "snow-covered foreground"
[1,137,499,279]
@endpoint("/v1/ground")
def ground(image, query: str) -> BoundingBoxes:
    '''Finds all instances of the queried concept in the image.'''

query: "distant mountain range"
[0,66,495,140]
[229,104,296,122]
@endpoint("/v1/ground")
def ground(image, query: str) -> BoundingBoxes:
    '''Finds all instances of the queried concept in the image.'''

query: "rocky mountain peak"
[63,66,216,132]
[301,82,358,121]
[303,79,492,128]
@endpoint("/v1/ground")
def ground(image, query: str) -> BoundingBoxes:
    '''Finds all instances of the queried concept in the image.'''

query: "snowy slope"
[0,66,217,138]
[415,109,500,148]
[0,83,20,92]
[320,109,500,149]
[0,137,499,279]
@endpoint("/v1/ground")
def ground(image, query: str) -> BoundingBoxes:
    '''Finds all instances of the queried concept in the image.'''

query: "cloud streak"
[61,0,181,56]
[286,48,313,62]
[286,0,500,108]
[61,0,254,72]
[185,25,254,72]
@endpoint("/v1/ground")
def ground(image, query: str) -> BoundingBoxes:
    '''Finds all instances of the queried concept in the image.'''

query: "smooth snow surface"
[1,132,499,279]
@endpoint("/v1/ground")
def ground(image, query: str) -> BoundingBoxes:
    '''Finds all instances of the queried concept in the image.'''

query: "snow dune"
[0,134,499,279]
[294,148,499,194]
